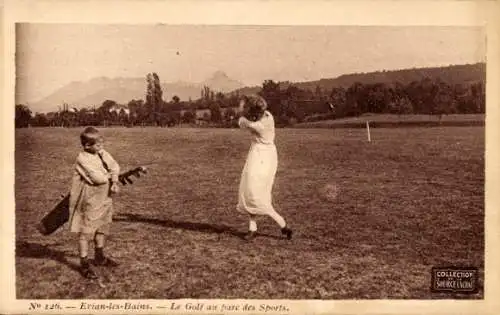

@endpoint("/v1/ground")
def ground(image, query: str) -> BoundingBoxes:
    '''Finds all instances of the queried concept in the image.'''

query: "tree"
[182,110,196,124]
[101,99,117,111]
[364,83,390,113]
[215,91,225,105]
[330,87,347,118]
[168,95,183,112]
[388,96,413,117]
[259,80,282,118]
[223,107,236,123]
[284,100,306,123]
[152,73,163,112]
[345,82,365,117]
[145,72,164,125]
[145,73,155,124]
[470,82,485,113]
[15,104,32,128]
[201,86,211,101]
[432,82,455,119]
[314,85,323,100]
[118,108,129,125]
[209,103,222,123]
[127,99,145,125]
[31,112,49,127]
[97,99,117,126]
[421,78,438,115]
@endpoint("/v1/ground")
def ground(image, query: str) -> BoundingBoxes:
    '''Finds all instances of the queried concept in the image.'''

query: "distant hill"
[229,85,261,96]
[232,63,486,96]
[201,71,243,92]
[296,63,486,91]
[31,72,244,113]
[31,63,485,113]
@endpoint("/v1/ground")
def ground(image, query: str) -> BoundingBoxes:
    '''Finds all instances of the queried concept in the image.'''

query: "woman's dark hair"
[243,95,267,122]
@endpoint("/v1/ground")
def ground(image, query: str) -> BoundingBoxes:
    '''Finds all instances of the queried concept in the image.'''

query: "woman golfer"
[236,95,292,241]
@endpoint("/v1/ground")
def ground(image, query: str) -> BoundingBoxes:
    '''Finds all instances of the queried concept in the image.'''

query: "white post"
[366,121,371,142]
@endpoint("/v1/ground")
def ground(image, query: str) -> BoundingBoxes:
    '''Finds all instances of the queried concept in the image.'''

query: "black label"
[431,267,478,293]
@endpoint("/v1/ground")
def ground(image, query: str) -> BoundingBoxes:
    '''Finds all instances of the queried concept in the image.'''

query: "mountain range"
[30,71,244,113]
[30,63,486,113]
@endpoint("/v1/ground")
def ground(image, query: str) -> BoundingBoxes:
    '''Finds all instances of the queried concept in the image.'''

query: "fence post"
[366,121,371,142]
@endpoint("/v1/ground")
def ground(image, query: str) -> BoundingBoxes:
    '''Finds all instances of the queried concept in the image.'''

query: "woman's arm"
[238,116,265,135]
[236,98,265,134]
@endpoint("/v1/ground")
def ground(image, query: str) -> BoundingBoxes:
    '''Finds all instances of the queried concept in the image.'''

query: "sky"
[15,24,486,104]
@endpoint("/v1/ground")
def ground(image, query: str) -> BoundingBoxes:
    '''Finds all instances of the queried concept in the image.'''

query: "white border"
[2,1,499,314]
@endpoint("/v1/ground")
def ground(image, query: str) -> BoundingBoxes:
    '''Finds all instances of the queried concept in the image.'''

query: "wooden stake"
[366,121,371,142]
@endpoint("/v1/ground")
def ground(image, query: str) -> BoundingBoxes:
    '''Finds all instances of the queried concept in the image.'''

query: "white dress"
[237,110,278,216]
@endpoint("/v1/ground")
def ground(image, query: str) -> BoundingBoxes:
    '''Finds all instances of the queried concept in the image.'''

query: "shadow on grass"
[114,213,282,240]
[15,240,81,273]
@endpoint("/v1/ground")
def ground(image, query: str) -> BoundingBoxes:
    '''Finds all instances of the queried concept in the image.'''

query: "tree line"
[16,72,485,128]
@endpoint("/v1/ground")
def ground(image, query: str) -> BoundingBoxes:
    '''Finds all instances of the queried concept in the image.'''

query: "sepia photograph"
[2,0,500,314]
[14,22,487,298]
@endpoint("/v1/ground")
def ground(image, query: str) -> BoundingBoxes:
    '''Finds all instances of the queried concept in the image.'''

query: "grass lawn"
[15,126,484,299]
[298,113,485,128]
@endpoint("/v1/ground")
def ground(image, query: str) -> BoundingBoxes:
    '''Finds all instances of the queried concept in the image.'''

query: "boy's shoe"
[81,265,98,279]
[94,256,119,267]
[243,231,257,241]
[281,227,293,240]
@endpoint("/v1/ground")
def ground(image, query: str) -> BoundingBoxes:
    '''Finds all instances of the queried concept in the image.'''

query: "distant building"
[195,108,211,120]
[109,104,130,116]
[46,112,57,120]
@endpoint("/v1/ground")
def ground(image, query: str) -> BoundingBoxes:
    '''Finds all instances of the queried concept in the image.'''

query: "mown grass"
[297,114,485,129]
[15,126,484,299]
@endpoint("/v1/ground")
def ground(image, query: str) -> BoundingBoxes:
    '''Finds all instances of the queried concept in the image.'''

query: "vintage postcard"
[1,0,499,314]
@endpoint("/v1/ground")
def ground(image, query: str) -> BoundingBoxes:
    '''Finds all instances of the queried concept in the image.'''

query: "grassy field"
[15,126,484,299]
[298,113,485,128]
